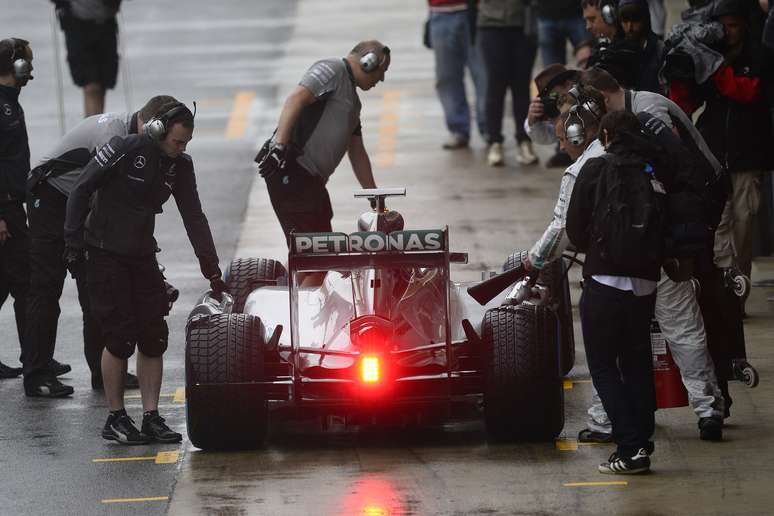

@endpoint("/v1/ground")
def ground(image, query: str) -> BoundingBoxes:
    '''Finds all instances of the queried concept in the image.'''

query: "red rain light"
[361,355,380,384]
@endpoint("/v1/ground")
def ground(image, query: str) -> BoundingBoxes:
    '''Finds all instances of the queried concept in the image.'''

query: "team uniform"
[0,83,30,378]
[23,112,137,386]
[265,58,363,243]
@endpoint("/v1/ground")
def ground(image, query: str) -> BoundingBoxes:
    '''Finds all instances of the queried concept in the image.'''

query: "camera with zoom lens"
[539,94,560,120]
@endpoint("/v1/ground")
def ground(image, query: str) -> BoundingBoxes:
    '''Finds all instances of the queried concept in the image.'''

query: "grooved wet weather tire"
[504,250,575,375]
[224,258,287,313]
[482,304,564,442]
[185,313,268,450]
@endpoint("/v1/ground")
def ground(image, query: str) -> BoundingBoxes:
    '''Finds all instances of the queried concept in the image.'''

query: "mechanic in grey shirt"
[22,95,175,397]
[257,40,390,283]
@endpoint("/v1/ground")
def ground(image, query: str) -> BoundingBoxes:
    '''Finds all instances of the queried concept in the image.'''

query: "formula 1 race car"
[184,189,569,450]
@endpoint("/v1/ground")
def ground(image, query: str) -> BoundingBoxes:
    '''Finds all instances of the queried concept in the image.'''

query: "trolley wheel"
[732,359,759,388]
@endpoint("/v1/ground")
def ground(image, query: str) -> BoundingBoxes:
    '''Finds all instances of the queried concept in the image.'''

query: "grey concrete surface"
[0,0,296,514]
[2,0,774,515]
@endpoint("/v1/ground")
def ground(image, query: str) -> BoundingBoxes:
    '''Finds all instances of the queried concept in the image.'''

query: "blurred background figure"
[477,0,538,167]
[535,0,590,167]
[426,0,488,150]
[51,0,122,117]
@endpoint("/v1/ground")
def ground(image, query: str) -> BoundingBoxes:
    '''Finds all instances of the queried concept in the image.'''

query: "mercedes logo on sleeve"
[134,155,146,169]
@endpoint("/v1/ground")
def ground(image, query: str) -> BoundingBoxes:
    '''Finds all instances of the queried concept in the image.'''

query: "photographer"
[525,64,579,167]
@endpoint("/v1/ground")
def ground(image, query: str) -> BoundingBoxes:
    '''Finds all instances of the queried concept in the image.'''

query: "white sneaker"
[516,140,538,165]
[487,143,504,167]
[442,132,469,150]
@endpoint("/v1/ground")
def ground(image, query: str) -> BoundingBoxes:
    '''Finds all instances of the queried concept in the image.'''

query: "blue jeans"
[430,11,488,139]
[537,16,590,67]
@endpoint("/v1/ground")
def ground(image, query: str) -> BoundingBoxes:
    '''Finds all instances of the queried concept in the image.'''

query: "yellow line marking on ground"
[155,451,180,464]
[374,90,402,168]
[93,456,155,463]
[101,496,169,504]
[225,90,256,139]
[563,379,573,390]
[554,439,608,451]
[93,451,180,464]
[563,481,628,487]
[173,387,185,403]
[555,439,578,451]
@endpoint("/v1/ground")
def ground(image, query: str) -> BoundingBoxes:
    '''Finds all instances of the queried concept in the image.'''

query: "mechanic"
[581,66,750,420]
[525,63,580,167]
[256,40,388,286]
[22,95,176,398]
[566,110,663,475]
[525,85,607,273]
[64,102,226,444]
[51,0,122,117]
[0,38,33,380]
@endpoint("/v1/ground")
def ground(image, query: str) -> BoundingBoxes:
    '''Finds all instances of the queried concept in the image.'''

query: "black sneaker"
[578,428,613,443]
[598,448,651,475]
[102,413,150,445]
[699,416,723,441]
[142,412,182,443]
[0,361,22,379]
[24,375,74,398]
[48,358,72,377]
[91,372,140,390]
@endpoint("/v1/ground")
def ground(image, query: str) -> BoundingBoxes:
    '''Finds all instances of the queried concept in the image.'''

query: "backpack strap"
[625,90,633,113]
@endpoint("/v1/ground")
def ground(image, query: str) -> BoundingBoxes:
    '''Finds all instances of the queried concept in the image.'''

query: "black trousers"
[0,201,29,363]
[86,247,169,359]
[23,183,102,380]
[694,248,746,408]
[478,27,537,144]
[265,161,333,248]
[580,278,657,456]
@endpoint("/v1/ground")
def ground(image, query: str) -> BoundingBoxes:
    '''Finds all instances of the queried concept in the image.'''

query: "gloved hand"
[62,245,84,278]
[255,141,290,179]
[209,276,228,302]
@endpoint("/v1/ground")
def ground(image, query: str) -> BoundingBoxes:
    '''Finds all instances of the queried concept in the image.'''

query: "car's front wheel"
[482,304,564,442]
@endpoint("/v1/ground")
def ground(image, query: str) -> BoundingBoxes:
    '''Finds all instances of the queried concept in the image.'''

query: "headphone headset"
[2,38,32,81]
[600,0,618,26]
[359,46,390,73]
[563,86,604,147]
[144,101,196,142]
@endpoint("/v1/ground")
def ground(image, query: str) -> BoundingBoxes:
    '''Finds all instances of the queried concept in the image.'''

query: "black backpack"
[591,153,668,269]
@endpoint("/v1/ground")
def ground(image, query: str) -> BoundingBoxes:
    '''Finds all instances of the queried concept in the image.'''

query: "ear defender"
[359,46,390,73]
[600,0,618,26]
[143,102,190,141]
[2,38,32,81]
[565,105,587,147]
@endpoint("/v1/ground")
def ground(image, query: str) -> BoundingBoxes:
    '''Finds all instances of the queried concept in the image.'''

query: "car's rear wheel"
[503,250,575,375]
[185,313,268,450]
[224,258,287,313]
[482,304,564,442]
